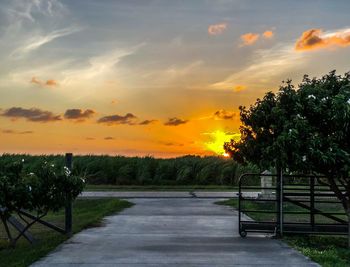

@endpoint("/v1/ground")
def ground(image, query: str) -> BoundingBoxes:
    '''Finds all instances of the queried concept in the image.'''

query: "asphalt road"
[32,198,318,267]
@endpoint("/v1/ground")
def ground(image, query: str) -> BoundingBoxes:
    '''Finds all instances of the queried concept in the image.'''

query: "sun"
[223,152,230,158]
[204,130,240,156]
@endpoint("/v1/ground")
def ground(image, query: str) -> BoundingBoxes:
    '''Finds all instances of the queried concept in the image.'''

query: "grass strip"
[0,198,133,267]
[216,198,349,267]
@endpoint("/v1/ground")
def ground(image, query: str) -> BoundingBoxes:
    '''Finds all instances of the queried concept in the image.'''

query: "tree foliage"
[225,70,350,211]
[0,160,84,217]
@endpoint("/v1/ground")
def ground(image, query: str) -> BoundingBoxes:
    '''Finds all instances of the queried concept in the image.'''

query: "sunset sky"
[1,0,350,157]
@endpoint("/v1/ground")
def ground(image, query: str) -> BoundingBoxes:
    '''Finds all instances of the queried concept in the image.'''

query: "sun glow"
[204,130,240,156]
[223,152,230,158]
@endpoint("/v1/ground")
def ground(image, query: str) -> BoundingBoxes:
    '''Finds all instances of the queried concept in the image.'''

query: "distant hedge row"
[0,154,259,186]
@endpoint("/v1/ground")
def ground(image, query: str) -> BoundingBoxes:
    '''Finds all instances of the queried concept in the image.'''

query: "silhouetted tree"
[225,71,350,246]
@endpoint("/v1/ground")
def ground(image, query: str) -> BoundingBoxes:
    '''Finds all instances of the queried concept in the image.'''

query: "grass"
[216,198,350,267]
[0,198,133,267]
[85,184,239,191]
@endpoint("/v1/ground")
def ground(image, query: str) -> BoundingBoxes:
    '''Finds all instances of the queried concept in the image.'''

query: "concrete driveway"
[32,198,318,267]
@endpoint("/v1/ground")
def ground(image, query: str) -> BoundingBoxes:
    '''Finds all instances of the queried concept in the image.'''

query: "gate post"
[65,153,73,237]
[275,168,283,237]
[310,176,315,231]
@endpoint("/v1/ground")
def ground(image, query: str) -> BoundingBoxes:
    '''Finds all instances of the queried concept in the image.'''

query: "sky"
[0,0,350,157]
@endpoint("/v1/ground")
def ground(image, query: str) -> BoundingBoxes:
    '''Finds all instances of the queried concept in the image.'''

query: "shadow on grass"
[0,198,133,267]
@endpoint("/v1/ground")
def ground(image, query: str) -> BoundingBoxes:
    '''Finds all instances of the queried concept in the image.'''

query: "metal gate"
[238,173,348,237]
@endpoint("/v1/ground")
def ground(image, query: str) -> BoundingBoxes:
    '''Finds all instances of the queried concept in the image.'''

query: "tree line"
[0,154,258,186]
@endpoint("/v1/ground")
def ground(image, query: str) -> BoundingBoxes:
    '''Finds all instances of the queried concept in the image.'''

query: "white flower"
[302,155,307,162]
[64,166,71,176]
[347,99,350,104]
[308,95,316,99]
[29,172,34,176]
[22,159,25,162]
[289,129,292,133]
[28,186,32,192]
[51,164,55,167]
[81,178,86,183]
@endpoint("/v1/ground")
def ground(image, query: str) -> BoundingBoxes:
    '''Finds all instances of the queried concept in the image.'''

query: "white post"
[260,170,273,198]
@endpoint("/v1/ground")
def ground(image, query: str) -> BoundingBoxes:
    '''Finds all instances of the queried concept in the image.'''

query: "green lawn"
[0,198,133,267]
[216,199,350,267]
[85,184,239,191]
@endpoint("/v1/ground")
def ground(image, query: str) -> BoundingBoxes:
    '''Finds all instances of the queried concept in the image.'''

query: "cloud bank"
[2,107,62,122]
[97,113,137,125]
[64,109,95,120]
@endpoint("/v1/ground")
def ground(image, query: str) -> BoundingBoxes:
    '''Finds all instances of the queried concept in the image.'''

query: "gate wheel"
[239,230,247,238]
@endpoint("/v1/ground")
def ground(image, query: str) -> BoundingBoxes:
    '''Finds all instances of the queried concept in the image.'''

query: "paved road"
[80,191,260,198]
[32,198,318,267]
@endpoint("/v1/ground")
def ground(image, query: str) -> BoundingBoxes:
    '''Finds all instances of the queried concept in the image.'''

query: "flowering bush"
[0,160,85,217]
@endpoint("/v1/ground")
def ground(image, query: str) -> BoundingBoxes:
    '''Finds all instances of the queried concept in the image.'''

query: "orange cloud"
[46,79,58,86]
[208,23,227,35]
[30,77,41,85]
[295,28,350,51]
[233,85,247,92]
[240,33,260,46]
[263,30,274,39]
[30,77,58,87]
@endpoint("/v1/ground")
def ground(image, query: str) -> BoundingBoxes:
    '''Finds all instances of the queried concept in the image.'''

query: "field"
[0,198,132,267]
[217,199,350,267]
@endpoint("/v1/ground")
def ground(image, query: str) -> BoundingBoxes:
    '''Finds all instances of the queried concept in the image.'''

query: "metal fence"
[238,173,348,237]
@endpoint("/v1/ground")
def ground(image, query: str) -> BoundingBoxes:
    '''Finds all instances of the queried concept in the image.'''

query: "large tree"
[225,71,350,245]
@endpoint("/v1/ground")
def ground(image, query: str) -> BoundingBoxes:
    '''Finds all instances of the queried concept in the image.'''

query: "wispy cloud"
[159,141,184,147]
[30,77,42,85]
[62,45,142,83]
[208,23,227,35]
[295,28,350,51]
[1,129,33,134]
[233,85,247,92]
[4,0,66,24]
[211,43,306,90]
[11,26,81,58]
[211,44,307,90]
[139,119,157,125]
